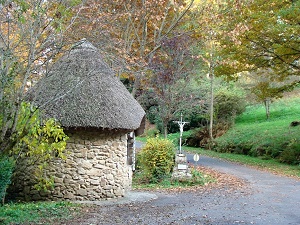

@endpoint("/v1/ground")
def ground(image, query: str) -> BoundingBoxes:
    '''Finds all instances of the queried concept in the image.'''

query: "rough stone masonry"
[9,129,132,201]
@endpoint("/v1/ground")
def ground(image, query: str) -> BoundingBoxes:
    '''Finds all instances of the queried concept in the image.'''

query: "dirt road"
[64,155,300,225]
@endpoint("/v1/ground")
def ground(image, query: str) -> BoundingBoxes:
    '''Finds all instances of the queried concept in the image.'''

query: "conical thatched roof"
[26,40,145,131]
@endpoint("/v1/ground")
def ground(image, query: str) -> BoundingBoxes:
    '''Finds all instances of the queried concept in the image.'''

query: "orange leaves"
[69,0,193,74]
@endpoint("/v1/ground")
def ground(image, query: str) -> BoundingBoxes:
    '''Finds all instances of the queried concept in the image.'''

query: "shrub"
[214,88,247,123]
[0,156,14,205]
[145,127,160,138]
[279,139,300,165]
[8,102,68,192]
[186,123,231,148]
[186,128,204,147]
[147,106,158,124]
[137,138,175,183]
[279,148,300,165]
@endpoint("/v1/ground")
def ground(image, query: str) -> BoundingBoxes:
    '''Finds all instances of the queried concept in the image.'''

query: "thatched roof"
[26,40,145,131]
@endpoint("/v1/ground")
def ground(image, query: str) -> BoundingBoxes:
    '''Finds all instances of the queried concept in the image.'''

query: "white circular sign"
[193,154,200,162]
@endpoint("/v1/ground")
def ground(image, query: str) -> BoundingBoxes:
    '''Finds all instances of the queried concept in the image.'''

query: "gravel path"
[64,154,300,225]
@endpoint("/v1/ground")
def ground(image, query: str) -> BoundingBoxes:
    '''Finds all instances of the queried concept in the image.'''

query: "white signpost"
[193,153,200,162]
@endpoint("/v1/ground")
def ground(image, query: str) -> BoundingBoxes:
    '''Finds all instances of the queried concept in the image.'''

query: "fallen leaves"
[133,165,250,195]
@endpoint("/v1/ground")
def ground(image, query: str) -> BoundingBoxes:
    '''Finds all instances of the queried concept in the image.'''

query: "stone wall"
[9,129,132,201]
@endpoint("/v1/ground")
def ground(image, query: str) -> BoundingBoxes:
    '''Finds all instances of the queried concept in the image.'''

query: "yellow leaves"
[33,172,55,191]
[12,102,69,190]
[211,0,300,80]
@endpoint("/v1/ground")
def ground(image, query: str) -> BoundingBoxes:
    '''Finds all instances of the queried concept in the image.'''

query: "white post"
[179,134,182,154]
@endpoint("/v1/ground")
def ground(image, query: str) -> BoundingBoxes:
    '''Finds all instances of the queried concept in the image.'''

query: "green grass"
[186,146,300,178]
[233,97,300,134]
[132,166,215,190]
[137,130,192,144]
[0,201,81,225]
[213,97,300,161]
[236,97,300,124]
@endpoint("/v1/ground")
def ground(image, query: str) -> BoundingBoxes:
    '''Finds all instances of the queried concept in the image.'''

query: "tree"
[217,0,300,84]
[0,0,81,194]
[213,81,246,123]
[209,0,300,120]
[69,0,195,96]
[239,69,298,119]
[0,0,80,152]
[145,34,204,138]
[189,0,229,141]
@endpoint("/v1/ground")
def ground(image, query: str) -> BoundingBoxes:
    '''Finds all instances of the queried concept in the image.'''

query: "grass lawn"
[219,97,300,146]
[0,201,81,225]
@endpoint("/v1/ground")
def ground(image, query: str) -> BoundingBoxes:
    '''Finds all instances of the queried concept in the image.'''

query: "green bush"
[147,106,158,124]
[137,138,175,183]
[145,127,160,138]
[214,88,246,123]
[279,139,300,165]
[185,128,204,147]
[0,156,14,205]
[187,123,231,148]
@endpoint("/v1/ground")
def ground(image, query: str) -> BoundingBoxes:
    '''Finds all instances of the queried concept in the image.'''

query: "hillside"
[214,95,300,165]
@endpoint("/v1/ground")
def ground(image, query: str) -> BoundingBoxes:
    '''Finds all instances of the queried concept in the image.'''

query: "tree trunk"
[209,71,214,141]
[164,125,168,139]
[264,98,271,120]
[131,72,142,98]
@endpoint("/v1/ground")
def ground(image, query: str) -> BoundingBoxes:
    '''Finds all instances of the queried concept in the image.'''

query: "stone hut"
[10,40,145,201]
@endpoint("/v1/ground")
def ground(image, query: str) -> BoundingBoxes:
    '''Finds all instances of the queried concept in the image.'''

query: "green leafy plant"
[137,137,175,183]
[145,127,160,138]
[10,102,68,192]
[279,139,300,165]
[214,87,247,123]
[0,156,14,205]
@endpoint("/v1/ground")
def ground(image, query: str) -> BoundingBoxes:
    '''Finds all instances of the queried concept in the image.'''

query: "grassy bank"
[0,201,81,225]
[213,97,300,164]
[192,96,299,178]
[220,97,300,146]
